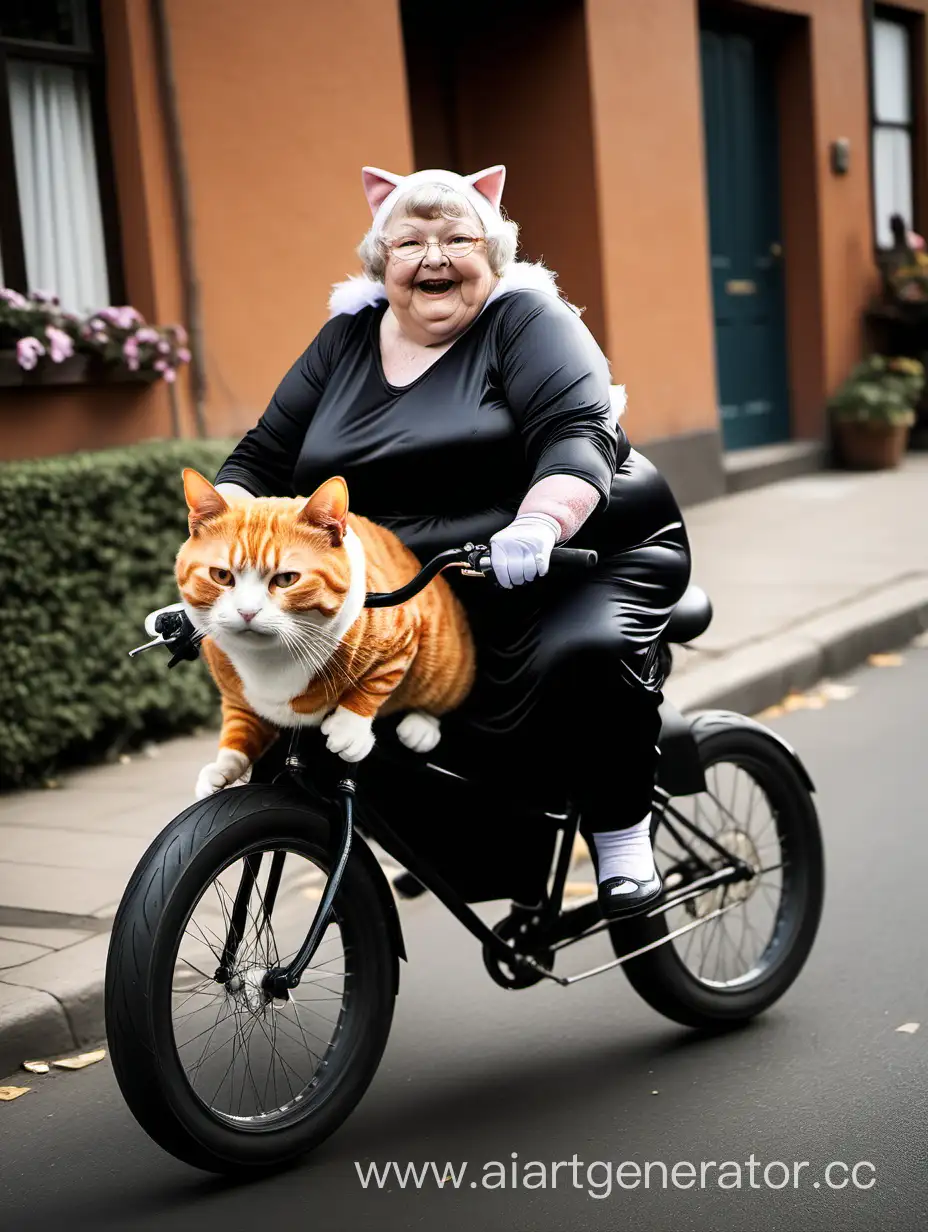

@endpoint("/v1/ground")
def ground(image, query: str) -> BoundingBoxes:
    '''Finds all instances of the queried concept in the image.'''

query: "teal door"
[700,29,790,450]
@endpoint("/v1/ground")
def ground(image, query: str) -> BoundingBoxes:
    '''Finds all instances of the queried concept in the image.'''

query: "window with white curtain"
[871,15,916,249]
[0,0,120,312]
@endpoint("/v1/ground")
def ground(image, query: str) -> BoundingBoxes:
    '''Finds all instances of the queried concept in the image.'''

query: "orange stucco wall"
[163,0,413,438]
[585,0,719,446]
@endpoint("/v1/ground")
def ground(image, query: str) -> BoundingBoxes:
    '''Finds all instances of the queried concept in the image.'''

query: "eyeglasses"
[384,234,486,261]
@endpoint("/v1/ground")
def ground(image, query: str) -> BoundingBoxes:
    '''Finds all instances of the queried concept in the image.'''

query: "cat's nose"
[237,609,259,623]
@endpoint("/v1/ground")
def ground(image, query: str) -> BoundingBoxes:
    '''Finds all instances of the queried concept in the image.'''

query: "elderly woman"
[213,164,691,919]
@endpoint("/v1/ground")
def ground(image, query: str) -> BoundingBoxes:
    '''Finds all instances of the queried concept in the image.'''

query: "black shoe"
[598,871,663,920]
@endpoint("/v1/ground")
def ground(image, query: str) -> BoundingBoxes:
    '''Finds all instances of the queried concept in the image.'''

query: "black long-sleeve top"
[215,290,630,561]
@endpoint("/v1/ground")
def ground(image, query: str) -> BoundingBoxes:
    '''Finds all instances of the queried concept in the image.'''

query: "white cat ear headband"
[361,165,507,236]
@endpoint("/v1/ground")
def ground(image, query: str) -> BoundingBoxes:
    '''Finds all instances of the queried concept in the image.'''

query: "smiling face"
[382,201,497,345]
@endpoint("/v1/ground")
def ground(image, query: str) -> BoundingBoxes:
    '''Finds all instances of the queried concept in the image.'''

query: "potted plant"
[828,354,923,470]
[0,288,191,387]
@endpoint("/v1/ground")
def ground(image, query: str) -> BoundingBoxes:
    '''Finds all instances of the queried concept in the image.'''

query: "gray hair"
[357,182,519,281]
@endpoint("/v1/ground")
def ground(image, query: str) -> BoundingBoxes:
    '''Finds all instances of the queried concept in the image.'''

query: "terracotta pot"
[833,419,909,470]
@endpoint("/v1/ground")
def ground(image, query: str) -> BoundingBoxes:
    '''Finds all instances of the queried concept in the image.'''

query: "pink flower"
[153,359,168,372]
[169,323,188,345]
[45,326,74,363]
[156,339,171,354]
[162,366,177,383]
[99,305,144,330]
[30,289,59,307]
[16,336,46,370]
[0,288,28,308]
[135,327,160,345]
[123,336,140,371]
[176,347,192,364]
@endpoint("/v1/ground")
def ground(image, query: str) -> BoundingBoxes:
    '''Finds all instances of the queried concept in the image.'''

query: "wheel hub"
[225,967,274,1015]
[686,829,760,917]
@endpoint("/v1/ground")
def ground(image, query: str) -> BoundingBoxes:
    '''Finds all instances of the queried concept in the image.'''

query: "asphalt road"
[2,645,928,1232]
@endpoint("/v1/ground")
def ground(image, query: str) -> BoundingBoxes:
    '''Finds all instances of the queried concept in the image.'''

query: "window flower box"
[0,289,190,389]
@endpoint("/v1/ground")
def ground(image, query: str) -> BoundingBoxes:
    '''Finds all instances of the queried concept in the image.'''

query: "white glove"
[489,514,560,589]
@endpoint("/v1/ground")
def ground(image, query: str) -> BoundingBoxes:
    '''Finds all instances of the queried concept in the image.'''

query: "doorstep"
[723,440,827,494]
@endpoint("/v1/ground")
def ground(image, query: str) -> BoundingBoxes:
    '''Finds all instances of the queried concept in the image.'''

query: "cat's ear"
[361,166,401,216]
[298,476,349,545]
[466,165,506,212]
[182,468,229,534]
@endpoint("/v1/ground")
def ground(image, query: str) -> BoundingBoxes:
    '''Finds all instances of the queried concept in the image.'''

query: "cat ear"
[182,468,229,534]
[299,476,349,545]
[466,165,506,212]
[361,166,402,217]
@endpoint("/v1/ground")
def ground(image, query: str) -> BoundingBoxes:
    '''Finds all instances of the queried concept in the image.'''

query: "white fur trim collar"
[326,260,625,421]
[328,259,574,319]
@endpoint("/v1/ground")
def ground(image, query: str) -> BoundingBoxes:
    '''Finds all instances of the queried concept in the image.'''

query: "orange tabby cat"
[176,469,475,800]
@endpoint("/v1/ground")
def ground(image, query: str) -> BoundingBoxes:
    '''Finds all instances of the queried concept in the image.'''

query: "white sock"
[592,816,655,890]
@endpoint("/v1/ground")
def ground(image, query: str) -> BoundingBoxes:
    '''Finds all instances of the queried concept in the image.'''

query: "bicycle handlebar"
[129,542,598,661]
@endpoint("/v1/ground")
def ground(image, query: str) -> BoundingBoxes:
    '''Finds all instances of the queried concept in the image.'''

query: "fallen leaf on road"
[781,691,826,712]
[896,1022,920,1034]
[868,653,903,668]
[563,882,596,899]
[0,1086,30,1100]
[52,1049,106,1071]
[22,1061,49,1074]
[818,681,858,701]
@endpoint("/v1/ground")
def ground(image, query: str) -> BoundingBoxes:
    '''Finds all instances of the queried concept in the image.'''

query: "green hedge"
[0,439,237,789]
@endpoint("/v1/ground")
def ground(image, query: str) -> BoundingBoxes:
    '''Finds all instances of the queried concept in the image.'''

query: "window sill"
[0,351,161,389]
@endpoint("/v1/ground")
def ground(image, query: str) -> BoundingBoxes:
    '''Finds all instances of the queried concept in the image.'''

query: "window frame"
[867,3,925,250]
[0,0,124,302]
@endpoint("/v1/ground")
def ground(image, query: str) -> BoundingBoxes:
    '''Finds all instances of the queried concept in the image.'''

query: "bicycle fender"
[656,698,707,797]
[348,829,407,980]
[687,709,816,793]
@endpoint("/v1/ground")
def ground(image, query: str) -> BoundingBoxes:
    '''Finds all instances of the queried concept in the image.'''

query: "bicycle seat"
[664,584,712,644]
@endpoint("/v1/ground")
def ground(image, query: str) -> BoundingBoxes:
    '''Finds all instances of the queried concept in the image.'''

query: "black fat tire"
[616,722,824,1030]
[104,784,398,1173]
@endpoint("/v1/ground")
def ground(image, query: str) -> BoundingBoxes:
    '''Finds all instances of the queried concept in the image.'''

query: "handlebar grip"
[550,547,598,569]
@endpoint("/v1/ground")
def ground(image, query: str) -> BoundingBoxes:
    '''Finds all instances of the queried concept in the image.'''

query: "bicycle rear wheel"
[616,720,824,1028]
[105,785,397,1172]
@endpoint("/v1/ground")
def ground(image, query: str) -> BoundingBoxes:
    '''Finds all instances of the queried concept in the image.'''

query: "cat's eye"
[272,572,300,589]
[209,567,234,586]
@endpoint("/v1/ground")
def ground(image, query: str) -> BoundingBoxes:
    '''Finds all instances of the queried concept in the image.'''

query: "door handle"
[725,279,757,295]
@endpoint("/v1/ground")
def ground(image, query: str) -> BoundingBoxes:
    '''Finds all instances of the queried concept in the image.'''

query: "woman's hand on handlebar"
[488,514,560,589]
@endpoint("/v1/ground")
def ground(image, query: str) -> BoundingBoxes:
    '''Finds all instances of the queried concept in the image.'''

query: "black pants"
[443,497,692,832]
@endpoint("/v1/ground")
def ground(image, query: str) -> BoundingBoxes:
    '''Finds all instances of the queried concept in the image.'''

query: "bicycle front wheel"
[105,784,398,1173]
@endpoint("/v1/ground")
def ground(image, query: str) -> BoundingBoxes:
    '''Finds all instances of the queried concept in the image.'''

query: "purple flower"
[45,326,74,363]
[135,327,161,345]
[0,288,29,309]
[176,347,192,364]
[162,366,177,383]
[16,336,46,370]
[171,324,188,345]
[153,359,168,372]
[156,339,171,354]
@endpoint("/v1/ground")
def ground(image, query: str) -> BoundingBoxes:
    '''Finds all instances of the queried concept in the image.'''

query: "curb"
[0,935,108,1078]
[3,578,928,1079]
[664,575,928,716]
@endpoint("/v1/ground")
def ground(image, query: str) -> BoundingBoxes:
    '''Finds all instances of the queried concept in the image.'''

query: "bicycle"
[104,542,824,1173]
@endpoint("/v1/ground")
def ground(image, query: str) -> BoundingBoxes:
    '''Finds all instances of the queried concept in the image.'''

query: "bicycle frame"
[130,540,753,998]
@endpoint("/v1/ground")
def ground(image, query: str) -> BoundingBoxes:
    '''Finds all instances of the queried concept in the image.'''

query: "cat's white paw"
[320,707,375,762]
[195,748,251,800]
[396,711,442,754]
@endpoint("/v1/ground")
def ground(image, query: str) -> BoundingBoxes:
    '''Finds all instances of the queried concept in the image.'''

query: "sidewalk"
[2,456,927,1074]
